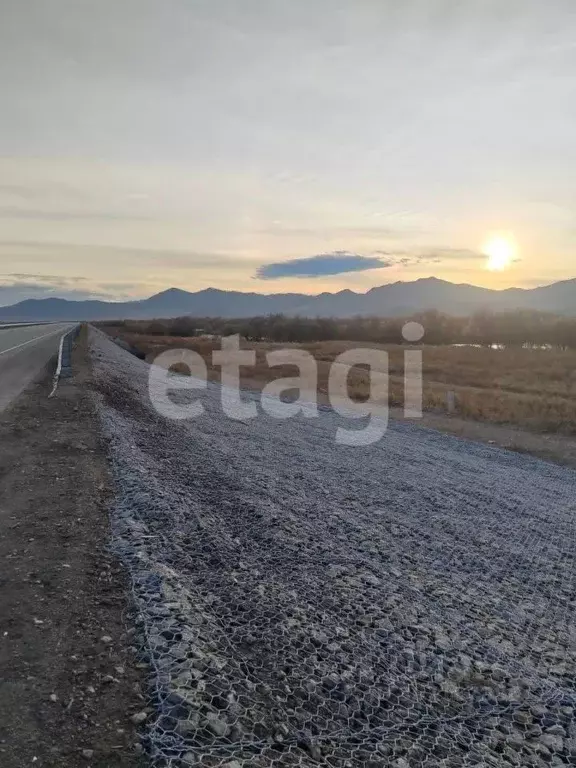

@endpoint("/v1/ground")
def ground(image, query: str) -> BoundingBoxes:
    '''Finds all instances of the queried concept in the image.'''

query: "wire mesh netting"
[90,330,576,767]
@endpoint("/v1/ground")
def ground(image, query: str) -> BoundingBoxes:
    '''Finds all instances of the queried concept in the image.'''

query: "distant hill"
[0,277,574,321]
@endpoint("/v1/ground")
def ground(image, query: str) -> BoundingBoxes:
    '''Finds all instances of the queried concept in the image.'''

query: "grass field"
[103,328,576,434]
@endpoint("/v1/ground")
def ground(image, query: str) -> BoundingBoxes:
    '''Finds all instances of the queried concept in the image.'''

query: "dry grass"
[106,331,576,435]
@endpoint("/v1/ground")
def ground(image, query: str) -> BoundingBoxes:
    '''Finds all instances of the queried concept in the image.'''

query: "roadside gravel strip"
[0,330,146,767]
[89,329,576,768]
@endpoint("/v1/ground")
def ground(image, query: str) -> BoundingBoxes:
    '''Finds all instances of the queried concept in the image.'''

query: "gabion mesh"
[90,330,576,767]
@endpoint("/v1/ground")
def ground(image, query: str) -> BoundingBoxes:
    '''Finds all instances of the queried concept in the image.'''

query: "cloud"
[0,273,130,306]
[417,248,486,262]
[0,240,255,270]
[372,247,485,264]
[0,284,112,306]
[5,273,89,285]
[256,251,392,279]
[0,206,152,221]
[257,247,487,280]
[259,225,426,239]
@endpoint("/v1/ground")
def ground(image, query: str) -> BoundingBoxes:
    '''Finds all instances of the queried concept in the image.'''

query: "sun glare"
[482,234,517,271]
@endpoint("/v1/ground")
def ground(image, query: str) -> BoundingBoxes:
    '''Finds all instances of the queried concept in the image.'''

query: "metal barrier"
[59,324,81,378]
[50,324,81,395]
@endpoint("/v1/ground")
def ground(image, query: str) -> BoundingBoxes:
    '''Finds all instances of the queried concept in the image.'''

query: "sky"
[1,0,575,305]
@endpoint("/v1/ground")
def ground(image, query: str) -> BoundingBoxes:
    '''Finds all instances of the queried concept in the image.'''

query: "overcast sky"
[1,0,575,304]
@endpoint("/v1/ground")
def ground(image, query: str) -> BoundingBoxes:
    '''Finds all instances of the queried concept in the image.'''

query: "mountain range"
[0,277,574,321]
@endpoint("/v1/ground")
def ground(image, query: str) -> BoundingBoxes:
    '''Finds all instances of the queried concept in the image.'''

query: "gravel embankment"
[90,329,576,768]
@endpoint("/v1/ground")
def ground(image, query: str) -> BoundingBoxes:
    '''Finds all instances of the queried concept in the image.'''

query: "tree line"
[102,309,576,349]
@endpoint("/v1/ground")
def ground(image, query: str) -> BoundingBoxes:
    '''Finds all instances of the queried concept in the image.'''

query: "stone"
[507,730,525,748]
[441,681,459,695]
[435,634,451,651]
[504,746,521,765]
[541,733,564,752]
[551,758,567,767]
[175,717,200,738]
[311,630,329,645]
[203,713,229,738]
[490,666,507,682]
[131,711,148,725]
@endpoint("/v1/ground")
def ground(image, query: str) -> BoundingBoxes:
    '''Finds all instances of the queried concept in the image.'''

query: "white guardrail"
[49,324,81,397]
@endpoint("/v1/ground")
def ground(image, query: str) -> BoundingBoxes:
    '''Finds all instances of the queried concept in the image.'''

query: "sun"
[482,234,517,271]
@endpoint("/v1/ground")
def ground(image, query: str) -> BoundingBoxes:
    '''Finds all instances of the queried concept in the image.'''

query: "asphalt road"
[0,323,73,412]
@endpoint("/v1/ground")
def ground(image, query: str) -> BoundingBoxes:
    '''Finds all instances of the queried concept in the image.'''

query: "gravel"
[90,329,576,767]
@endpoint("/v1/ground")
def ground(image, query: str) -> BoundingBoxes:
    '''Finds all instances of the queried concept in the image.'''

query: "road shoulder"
[0,330,147,767]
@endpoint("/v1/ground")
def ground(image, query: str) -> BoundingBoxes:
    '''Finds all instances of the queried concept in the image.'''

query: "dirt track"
[0,332,146,767]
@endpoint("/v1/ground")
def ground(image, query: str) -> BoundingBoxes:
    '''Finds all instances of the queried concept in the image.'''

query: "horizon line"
[2,274,574,307]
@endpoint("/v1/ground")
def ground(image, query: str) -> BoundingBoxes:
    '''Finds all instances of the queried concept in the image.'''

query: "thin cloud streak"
[0,241,259,270]
[0,206,152,222]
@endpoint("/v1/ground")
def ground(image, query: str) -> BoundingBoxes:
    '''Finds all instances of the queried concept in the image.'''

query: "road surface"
[0,323,73,412]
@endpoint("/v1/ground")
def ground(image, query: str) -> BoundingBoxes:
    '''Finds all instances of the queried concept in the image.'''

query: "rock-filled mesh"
[89,330,576,767]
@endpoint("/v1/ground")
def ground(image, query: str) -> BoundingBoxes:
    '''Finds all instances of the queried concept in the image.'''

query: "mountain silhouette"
[0,277,574,321]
